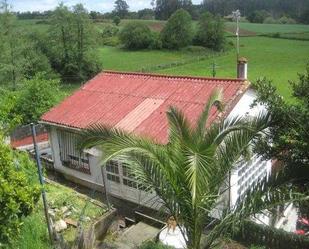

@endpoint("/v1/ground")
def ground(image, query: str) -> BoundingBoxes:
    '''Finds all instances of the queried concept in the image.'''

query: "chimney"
[237,57,248,80]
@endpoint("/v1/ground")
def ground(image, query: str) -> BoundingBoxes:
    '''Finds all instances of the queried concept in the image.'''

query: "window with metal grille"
[57,129,90,174]
[106,160,120,183]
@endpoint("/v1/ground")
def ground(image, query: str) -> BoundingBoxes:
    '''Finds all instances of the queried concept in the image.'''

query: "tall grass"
[9,212,52,249]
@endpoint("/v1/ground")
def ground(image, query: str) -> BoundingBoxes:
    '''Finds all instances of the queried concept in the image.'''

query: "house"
[40,59,272,214]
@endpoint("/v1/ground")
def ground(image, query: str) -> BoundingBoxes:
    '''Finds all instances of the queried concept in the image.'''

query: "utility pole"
[232,10,241,62]
[30,123,53,244]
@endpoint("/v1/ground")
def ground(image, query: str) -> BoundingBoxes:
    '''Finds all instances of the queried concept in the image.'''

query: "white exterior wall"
[49,126,104,189]
[227,89,272,224]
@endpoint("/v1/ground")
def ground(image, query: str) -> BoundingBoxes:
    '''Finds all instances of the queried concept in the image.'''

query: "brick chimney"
[237,57,248,80]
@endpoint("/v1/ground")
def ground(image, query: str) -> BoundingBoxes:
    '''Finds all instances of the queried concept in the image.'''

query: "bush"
[0,137,40,244]
[161,9,193,49]
[13,73,61,125]
[264,17,278,24]
[102,25,119,38]
[0,89,21,133]
[278,16,297,24]
[119,22,153,49]
[149,32,163,49]
[248,10,270,23]
[113,15,121,26]
[194,12,226,51]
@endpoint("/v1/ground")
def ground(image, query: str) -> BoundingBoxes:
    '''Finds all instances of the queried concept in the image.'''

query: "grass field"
[99,46,217,71]
[100,37,309,100]
[226,21,309,34]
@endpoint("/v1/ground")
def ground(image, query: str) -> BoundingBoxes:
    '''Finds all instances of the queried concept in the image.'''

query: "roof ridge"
[103,70,246,83]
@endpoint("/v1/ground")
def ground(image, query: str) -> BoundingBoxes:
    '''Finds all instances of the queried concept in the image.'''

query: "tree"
[0,136,40,244]
[0,1,52,89]
[0,1,23,90]
[119,22,153,49]
[154,0,193,20]
[80,89,304,249]
[161,9,193,49]
[48,3,101,82]
[114,0,129,18]
[195,12,226,51]
[253,65,309,217]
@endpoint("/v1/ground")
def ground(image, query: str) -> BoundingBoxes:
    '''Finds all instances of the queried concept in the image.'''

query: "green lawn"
[99,46,216,72]
[226,21,309,34]
[154,37,309,100]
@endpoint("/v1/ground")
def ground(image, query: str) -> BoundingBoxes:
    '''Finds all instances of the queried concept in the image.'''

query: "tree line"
[13,0,309,24]
[118,9,226,51]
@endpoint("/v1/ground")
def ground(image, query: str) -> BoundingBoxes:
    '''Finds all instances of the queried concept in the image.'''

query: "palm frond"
[166,105,192,144]
[195,88,224,137]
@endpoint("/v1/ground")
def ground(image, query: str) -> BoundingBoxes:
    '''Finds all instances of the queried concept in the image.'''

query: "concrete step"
[113,222,160,248]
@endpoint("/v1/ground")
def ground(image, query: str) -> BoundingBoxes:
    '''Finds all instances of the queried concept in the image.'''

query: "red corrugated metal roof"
[41,71,249,143]
[11,133,49,148]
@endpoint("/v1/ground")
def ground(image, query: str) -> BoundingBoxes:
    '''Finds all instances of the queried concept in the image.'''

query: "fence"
[233,220,309,249]
[10,123,46,141]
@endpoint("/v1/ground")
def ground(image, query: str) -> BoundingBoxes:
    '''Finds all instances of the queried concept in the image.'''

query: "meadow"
[226,21,309,34]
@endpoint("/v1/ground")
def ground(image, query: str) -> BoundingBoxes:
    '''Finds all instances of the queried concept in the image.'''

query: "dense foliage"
[0,74,61,132]
[161,9,193,49]
[253,64,309,217]
[154,0,193,20]
[194,12,226,51]
[13,73,61,125]
[113,0,129,18]
[202,0,309,24]
[234,220,309,249]
[119,22,154,49]
[47,3,102,83]
[0,2,52,90]
[0,136,40,244]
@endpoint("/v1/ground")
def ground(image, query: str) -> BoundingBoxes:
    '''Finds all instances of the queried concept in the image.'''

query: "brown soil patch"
[148,22,165,32]
[225,26,257,36]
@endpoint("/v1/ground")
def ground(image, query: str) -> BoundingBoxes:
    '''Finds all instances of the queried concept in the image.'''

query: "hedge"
[233,220,309,249]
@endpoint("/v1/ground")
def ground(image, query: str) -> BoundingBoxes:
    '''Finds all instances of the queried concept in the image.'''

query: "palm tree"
[79,89,304,249]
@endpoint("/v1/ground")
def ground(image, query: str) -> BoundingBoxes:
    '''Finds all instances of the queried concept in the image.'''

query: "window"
[123,178,138,189]
[106,160,120,183]
[57,130,90,174]
[107,173,120,183]
[106,160,119,174]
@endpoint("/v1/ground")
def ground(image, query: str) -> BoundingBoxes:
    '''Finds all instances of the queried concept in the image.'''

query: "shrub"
[102,25,119,38]
[264,17,278,24]
[0,137,40,244]
[161,9,193,49]
[149,32,163,49]
[194,12,226,51]
[278,16,297,24]
[0,89,21,133]
[248,10,270,23]
[113,15,121,26]
[13,73,61,125]
[119,22,153,49]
